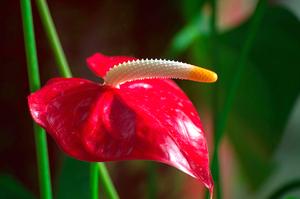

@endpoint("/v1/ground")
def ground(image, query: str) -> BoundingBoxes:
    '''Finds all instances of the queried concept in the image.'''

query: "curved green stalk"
[211,0,266,198]
[20,0,52,198]
[35,0,72,77]
[98,163,119,199]
[34,1,118,198]
[268,179,300,199]
[208,0,222,198]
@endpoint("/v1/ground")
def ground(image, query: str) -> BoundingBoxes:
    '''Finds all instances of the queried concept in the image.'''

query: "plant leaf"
[175,4,300,189]
[218,5,300,188]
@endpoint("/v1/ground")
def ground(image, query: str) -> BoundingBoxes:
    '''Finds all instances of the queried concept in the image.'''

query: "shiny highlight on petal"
[104,59,217,87]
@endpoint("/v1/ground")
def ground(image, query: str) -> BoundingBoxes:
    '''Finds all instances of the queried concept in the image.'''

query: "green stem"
[211,0,266,198]
[215,0,266,145]
[147,162,157,199]
[268,179,300,199]
[34,1,119,198]
[90,163,99,199]
[208,0,222,198]
[98,163,119,199]
[20,0,53,199]
[35,0,72,77]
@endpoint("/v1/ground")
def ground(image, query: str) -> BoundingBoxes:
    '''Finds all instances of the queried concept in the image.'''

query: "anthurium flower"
[28,53,217,193]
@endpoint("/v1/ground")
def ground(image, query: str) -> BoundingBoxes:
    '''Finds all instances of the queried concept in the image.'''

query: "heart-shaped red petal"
[28,53,213,193]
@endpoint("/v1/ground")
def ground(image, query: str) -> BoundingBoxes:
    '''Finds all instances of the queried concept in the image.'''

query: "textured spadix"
[28,52,214,196]
[104,59,217,87]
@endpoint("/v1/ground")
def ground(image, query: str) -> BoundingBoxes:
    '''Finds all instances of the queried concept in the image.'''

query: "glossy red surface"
[28,53,213,192]
[86,53,136,78]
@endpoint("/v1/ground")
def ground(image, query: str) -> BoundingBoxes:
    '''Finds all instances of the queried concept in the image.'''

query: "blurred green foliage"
[56,157,91,199]
[172,2,300,190]
[221,5,300,188]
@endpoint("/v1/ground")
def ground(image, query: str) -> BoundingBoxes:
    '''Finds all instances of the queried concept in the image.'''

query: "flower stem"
[208,0,222,198]
[211,0,266,198]
[98,163,119,199]
[90,163,99,199]
[34,1,119,198]
[35,0,72,77]
[20,0,52,199]
[147,162,157,199]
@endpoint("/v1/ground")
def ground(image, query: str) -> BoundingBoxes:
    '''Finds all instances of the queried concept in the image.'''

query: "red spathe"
[28,53,213,191]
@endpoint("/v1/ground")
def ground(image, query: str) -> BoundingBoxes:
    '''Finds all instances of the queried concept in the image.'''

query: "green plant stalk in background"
[20,0,53,199]
[147,162,157,199]
[98,163,119,199]
[268,179,300,199]
[211,0,266,198]
[90,163,99,199]
[35,0,72,78]
[208,0,223,198]
[34,0,119,198]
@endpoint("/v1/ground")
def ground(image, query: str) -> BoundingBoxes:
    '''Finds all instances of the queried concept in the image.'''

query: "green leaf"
[166,1,210,58]
[217,5,300,188]
[56,156,90,199]
[0,174,36,199]
[175,4,300,189]
[180,0,205,21]
[166,13,210,58]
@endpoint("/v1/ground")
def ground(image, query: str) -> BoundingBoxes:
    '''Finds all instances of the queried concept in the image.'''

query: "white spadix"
[104,59,218,87]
